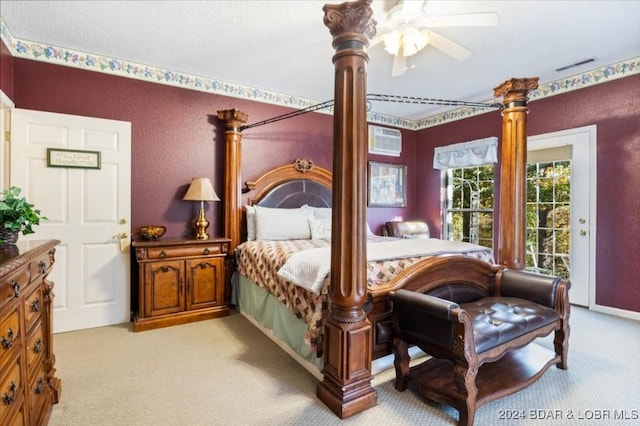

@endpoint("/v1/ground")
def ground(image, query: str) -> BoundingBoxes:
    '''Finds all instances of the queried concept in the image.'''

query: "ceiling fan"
[370,0,499,76]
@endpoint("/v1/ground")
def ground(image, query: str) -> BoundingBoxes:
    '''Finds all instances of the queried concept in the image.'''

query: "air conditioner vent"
[368,125,402,157]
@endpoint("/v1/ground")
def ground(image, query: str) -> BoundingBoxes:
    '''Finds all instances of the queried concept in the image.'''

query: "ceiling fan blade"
[425,30,472,61]
[391,54,408,77]
[417,12,499,28]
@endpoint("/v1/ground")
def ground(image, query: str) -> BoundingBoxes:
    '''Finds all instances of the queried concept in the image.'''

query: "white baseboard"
[591,303,640,321]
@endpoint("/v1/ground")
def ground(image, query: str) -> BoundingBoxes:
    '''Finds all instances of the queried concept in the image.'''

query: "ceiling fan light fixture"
[401,26,429,57]
[382,30,401,56]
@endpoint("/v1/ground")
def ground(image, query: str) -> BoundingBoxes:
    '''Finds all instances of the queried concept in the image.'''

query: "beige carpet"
[48,306,639,425]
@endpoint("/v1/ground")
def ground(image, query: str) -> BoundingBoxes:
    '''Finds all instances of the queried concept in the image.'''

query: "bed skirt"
[232,272,325,379]
[231,272,427,381]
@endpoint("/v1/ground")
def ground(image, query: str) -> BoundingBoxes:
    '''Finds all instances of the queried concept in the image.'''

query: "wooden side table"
[131,237,230,331]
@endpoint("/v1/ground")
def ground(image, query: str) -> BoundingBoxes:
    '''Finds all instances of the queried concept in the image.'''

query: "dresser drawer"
[23,285,44,333]
[29,253,52,284]
[0,354,24,424]
[146,244,223,260]
[0,305,21,362]
[0,269,28,312]
[27,360,49,421]
[25,323,46,376]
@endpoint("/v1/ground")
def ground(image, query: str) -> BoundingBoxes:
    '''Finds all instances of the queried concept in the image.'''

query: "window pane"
[443,165,494,249]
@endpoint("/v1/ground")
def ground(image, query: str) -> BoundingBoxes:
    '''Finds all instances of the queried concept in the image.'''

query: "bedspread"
[235,236,494,356]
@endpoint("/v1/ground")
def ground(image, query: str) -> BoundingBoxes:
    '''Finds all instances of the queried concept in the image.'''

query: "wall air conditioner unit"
[368,125,402,157]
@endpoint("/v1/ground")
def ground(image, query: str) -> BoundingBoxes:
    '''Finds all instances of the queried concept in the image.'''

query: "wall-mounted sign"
[47,148,101,169]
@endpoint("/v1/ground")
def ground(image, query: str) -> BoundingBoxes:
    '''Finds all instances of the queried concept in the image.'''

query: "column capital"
[217,109,248,130]
[493,77,539,106]
[323,0,376,44]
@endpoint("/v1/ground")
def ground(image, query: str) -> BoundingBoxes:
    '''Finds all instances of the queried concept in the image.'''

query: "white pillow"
[313,207,332,220]
[309,218,332,239]
[244,205,256,240]
[254,205,313,240]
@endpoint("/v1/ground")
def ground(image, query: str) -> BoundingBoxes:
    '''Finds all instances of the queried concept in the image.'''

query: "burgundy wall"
[6,50,416,238]
[0,41,14,99]
[416,75,640,313]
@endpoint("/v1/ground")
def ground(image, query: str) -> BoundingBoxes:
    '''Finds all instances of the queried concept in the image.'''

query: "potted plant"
[0,186,47,245]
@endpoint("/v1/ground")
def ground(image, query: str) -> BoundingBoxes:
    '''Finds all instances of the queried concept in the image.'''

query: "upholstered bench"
[389,262,571,426]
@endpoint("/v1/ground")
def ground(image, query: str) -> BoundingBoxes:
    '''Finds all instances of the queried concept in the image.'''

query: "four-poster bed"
[216,0,545,420]
[228,159,494,377]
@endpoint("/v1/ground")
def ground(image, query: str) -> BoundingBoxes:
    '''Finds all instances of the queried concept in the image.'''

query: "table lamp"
[182,177,220,240]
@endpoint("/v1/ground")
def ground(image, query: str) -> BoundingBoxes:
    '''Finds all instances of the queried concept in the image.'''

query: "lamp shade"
[182,177,220,201]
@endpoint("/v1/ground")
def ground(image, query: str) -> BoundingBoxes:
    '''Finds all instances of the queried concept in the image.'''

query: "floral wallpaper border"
[1,18,638,131]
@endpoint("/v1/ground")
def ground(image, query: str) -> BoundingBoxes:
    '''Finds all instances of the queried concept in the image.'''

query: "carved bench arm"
[390,289,460,349]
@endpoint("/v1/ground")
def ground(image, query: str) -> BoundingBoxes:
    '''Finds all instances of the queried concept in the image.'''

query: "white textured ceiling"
[1,0,639,124]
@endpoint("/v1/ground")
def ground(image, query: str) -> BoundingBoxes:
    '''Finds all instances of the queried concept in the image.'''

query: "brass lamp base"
[194,202,210,240]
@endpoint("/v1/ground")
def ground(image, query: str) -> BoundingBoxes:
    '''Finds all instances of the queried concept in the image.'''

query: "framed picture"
[47,148,101,169]
[368,161,407,207]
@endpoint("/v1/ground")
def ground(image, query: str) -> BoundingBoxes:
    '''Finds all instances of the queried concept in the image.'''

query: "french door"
[527,126,596,307]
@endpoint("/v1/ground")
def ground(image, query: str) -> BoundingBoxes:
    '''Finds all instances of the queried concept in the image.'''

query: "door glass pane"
[526,160,571,279]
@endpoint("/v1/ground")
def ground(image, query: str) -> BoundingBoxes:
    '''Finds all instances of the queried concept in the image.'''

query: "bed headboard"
[243,158,332,208]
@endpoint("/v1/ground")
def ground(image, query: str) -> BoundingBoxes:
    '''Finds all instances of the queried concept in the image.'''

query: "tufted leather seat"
[461,297,559,353]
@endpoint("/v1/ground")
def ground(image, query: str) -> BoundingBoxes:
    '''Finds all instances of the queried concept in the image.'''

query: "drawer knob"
[1,328,14,349]
[159,250,167,258]
[203,248,210,255]
[33,337,43,354]
[3,381,16,405]
[11,281,20,298]
[31,297,41,312]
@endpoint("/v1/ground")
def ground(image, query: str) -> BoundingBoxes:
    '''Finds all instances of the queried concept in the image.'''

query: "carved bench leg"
[554,321,570,369]
[454,362,478,426]
[393,337,410,391]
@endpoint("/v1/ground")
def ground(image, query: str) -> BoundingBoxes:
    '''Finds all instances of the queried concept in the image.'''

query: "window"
[443,165,494,248]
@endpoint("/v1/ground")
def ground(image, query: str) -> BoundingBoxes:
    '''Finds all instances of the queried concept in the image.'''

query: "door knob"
[580,230,587,236]
[113,232,128,240]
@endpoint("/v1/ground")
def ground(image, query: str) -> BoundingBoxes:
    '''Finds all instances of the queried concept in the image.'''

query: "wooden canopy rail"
[217,0,538,418]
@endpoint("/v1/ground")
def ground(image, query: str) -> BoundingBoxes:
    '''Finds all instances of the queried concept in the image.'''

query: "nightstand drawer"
[147,244,224,259]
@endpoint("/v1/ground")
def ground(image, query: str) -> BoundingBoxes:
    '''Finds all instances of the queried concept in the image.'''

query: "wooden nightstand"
[131,237,230,331]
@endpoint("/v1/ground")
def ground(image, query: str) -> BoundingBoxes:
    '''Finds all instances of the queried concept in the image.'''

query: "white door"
[529,125,596,307]
[11,109,131,333]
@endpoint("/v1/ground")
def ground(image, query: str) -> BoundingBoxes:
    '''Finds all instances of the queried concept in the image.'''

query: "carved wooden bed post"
[318,0,377,418]
[217,108,248,297]
[493,78,539,269]
[217,109,248,254]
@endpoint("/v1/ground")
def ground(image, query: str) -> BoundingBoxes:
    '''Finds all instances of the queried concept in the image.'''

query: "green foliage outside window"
[444,161,571,279]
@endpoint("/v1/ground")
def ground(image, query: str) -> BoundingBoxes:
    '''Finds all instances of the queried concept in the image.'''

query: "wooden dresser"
[132,237,230,331]
[0,239,61,426]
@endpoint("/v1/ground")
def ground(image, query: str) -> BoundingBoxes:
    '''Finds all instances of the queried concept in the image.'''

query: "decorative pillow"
[254,205,313,240]
[313,207,332,220]
[244,205,256,240]
[309,218,332,240]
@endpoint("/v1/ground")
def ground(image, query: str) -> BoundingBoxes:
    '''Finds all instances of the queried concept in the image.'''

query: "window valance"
[433,136,498,170]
